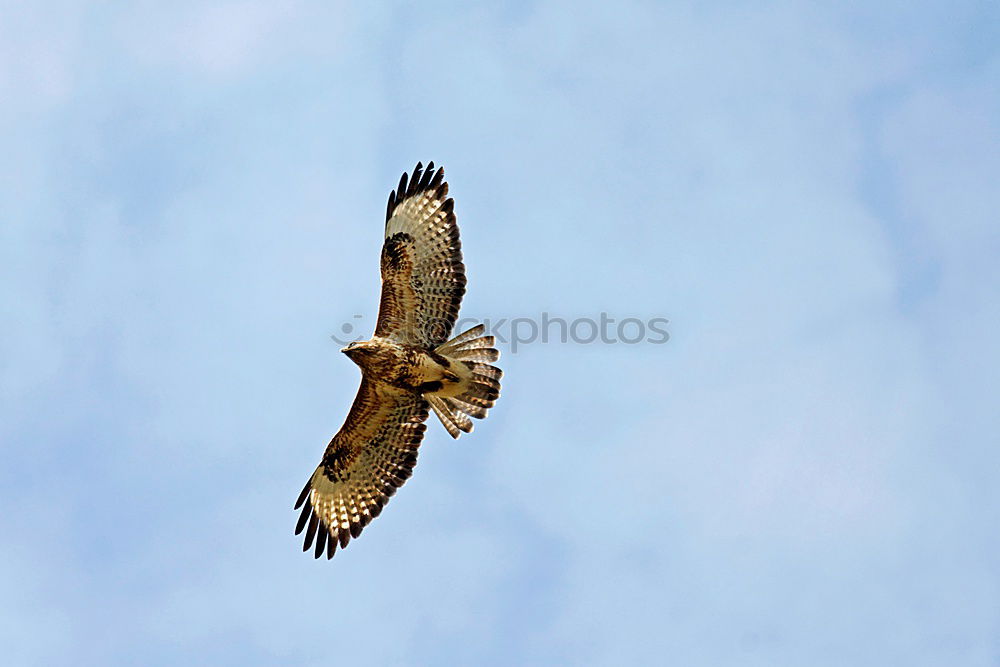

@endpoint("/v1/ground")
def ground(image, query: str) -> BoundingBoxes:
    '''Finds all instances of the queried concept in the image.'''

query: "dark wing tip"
[302,513,319,552]
[397,171,409,201]
[295,501,340,560]
[429,166,444,191]
[327,533,337,559]
[385,161,447,223]
[295,501,312,535]
[314,523,329,559]
[294,480,311,510]
[386,189,396,222]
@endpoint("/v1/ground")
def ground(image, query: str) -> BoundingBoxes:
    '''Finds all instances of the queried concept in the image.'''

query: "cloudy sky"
[2,1,998,665]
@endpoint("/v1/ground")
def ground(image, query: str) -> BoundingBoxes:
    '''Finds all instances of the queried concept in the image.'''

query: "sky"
[1,1,998,665]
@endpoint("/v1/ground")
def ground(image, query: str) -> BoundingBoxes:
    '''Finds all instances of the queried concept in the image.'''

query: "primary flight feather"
[294,162,502,559]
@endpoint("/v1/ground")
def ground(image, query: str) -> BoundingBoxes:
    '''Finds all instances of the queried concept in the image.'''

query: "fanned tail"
[431,324,502,438]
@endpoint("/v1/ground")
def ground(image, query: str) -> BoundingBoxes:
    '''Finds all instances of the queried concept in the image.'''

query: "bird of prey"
[294,162,502,559]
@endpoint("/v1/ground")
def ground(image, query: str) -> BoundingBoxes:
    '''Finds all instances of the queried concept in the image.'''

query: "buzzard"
[294,162,502,559]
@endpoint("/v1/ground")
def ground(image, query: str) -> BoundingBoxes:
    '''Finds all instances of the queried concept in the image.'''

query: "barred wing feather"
[374,162,466,346]
[294,380,429,559]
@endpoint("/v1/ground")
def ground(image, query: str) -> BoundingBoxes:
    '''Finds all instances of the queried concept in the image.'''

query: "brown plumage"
[295,162,502,559]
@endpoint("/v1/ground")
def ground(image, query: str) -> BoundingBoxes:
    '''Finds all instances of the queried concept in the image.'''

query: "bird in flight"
[294,162,502,559]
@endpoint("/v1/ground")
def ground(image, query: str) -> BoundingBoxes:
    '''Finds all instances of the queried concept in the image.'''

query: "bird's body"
[342,338,468,396]
[294,162,502,559]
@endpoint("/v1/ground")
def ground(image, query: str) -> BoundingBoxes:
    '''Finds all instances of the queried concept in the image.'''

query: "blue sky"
[2,1,998,665]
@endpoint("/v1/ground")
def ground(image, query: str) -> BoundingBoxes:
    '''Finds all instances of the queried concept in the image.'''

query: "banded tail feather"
[429,324,502,438]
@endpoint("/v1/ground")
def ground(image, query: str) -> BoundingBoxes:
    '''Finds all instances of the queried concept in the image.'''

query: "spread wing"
[294,380,429,559]
[374,162,466,346]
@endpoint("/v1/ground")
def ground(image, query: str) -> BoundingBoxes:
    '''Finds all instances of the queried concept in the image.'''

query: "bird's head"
[341,340,376,366]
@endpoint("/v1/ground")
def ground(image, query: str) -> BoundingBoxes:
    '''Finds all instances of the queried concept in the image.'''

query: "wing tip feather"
[385,161,449,223]
[295,397,430,561]
[302,513,319,552]
[294,480,311,510]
